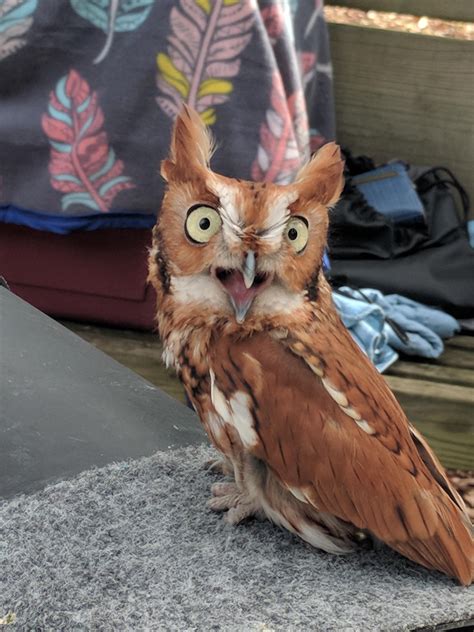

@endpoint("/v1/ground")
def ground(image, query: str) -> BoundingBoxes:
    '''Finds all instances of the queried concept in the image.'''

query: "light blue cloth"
[333,287,460,371]
[333,292,398,373]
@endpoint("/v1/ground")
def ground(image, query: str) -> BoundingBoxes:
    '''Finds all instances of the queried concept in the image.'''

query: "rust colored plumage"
[149,105,473,585]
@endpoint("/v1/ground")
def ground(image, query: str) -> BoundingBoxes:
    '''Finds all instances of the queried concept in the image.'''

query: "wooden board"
[384,376,474,469]
[325,0,474,23]
[388,360,474,387]
[327,23,474,213]
[446,335,474,350]
[385,346,474,470]
[63,321,474,471]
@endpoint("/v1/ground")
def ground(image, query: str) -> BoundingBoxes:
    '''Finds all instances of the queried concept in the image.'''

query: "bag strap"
[415,166,470,222]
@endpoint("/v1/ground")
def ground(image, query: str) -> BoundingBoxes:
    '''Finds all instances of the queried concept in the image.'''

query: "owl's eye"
[185,205,222,244]
[285,216,309,253]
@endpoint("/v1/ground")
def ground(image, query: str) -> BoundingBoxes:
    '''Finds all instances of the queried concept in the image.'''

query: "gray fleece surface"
[1,444,473,631]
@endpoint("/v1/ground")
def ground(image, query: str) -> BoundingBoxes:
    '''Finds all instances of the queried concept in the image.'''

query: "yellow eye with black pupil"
[286,216,309,253]
[185,205,222,244]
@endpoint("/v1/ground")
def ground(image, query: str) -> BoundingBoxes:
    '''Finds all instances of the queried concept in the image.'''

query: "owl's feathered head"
[151,106,344,328]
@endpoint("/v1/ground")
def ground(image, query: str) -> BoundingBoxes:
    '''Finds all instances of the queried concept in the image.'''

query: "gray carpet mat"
[1,444,473,631]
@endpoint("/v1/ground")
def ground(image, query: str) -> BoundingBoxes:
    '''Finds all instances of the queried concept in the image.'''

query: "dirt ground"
[324,6,474,40]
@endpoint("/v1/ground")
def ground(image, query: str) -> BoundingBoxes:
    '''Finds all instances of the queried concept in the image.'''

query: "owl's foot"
[203,456,234,478]
[207,482,262,524]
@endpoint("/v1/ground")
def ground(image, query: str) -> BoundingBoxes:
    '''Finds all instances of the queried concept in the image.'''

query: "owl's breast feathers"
[185,312,473,586]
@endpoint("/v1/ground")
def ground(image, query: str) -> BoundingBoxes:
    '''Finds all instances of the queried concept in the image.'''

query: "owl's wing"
[210,329,473,585]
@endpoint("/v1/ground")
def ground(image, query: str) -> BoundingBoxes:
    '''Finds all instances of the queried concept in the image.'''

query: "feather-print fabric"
[0,0,36,61]
[251,73,302,184]
[0,0,336,232]
[291,0,336,150]
[41,70,135,213]
[70,0,155,63]
[252,0,310,183]
[156,0,255,124]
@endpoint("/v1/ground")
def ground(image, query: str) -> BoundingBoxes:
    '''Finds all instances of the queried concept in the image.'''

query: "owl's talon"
[211,482,238,497]
[207,492,240,513]
[203,457,234,477]
[224,500,262,525]
[207,484,262,523]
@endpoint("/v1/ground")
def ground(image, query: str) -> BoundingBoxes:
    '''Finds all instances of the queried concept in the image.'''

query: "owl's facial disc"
[212,255,274,323]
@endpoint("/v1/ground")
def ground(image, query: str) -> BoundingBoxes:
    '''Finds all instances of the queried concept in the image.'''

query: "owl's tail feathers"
[261,472,358,555]
[391,492,473,586]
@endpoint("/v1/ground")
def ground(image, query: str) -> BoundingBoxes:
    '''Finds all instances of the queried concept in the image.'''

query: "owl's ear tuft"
[294,142,344,206]
[160,158,175,182]
[161,105,215,181]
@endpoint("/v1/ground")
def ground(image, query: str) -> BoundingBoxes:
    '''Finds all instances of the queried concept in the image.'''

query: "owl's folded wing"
[210,331,473,585]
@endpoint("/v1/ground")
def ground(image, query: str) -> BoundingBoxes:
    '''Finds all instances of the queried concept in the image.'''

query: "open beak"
[213,252,273,323]
[242,250,256,289]
[230,295,253,323]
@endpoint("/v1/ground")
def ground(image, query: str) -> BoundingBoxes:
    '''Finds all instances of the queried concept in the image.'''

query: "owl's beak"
[230,295,253,324]
[242,251,256,289]
[213,259,273,324]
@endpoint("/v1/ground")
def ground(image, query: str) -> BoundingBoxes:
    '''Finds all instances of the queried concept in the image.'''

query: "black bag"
[328,157,474,318]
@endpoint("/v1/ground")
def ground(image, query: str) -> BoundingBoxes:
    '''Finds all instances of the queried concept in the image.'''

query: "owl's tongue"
[215,268,270,323]
[224,270,256,304]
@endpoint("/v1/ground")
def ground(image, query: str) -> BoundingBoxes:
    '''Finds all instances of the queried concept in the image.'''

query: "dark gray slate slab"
[0,287,205,499]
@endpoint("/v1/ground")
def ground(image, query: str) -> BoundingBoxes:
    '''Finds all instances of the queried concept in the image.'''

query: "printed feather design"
[156,0,255,125]
[0,0,37,61]
[289,87,309,160]
[70,0,154,64]
[251,73,304,184]
[260,4,284,43]
[297,51,316,88]
[42,69,135,213]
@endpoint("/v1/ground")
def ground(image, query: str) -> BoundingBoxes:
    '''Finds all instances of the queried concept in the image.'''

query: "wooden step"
[388,360,474,388]
[386,337,474,469]
[63,321,474,470]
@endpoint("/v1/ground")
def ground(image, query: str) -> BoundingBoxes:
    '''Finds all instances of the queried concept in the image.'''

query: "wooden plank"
[386,377,474,470]
[430,347,474,370]
[64,321,474,469]
[415,424,474,471]
[73,332,159,358]
[446,335,474,351]
[327,23,474,214]
[387,360,474,387]
[63,322,157,348]
[325,0,474,23]
[385,375,474,404]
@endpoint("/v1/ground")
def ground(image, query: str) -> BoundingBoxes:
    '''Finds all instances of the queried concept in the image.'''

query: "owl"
[148,106,473,586]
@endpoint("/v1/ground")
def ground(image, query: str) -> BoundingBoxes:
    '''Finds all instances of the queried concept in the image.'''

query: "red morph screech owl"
[148,105,473,586]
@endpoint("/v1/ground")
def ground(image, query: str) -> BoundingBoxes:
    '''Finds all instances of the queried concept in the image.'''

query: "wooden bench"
[385,336,474,470]
[64,321,474,472]
[324,0,474,215]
